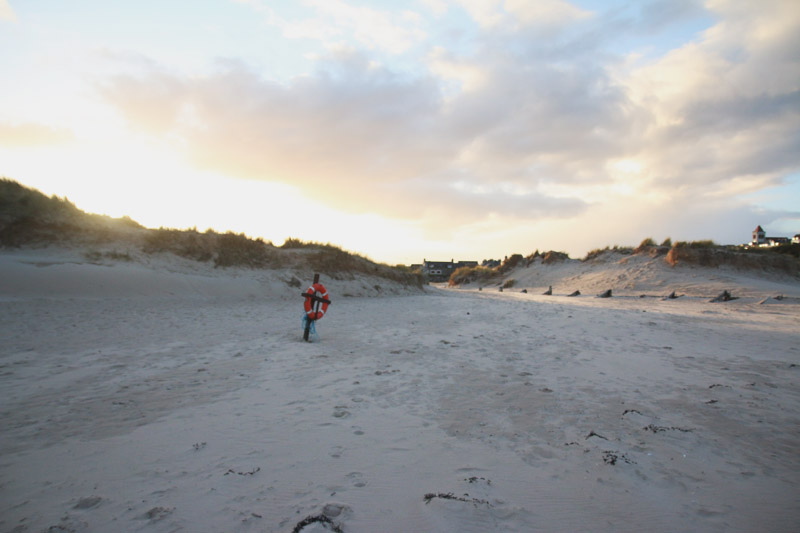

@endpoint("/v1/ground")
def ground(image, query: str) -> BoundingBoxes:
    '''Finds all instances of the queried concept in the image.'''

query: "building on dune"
[422,259,478,282]
[751,225,795,247]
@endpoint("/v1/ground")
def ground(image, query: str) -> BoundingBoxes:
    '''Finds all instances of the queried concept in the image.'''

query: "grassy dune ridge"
[2,179,797,288]
[450,238,799,287]
[0,179,423,287]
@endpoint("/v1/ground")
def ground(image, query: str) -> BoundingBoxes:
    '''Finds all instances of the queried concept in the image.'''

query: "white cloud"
[619,0,800,199]
[96,0,799,246]
[242,0,428,55]
[454,0,591,30]
[427,46,488,94]
[504,0,592,27]
[456,0,504,28]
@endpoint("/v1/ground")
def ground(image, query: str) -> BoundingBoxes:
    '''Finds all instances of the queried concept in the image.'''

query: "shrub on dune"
[449,265,497,286]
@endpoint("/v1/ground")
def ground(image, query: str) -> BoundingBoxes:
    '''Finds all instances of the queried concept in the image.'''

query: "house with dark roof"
[752,225,766,245]
[751,225,795,247]
[421,259,478,282]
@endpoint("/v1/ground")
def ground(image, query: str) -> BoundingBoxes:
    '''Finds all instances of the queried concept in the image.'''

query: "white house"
[752,225,766,245]
[751,225,795,247]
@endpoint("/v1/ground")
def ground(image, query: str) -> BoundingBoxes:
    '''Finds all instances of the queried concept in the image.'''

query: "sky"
[1,0,799,265]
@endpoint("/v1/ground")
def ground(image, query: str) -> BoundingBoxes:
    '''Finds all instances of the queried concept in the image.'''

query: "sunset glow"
[1,0,798,264]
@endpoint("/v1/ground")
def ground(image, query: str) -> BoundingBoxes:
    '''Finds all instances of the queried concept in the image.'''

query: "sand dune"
[1,248,798,532]
[458,250,800,301]
[0,248,422,301]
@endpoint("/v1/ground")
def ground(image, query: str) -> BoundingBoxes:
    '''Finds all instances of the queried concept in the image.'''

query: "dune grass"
[143,228,279,268]
[0,179,423,285]
[449,265,497,286]
[3,178,796,281]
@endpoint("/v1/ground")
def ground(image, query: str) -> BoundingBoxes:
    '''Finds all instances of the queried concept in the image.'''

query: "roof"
[754,225,764,232]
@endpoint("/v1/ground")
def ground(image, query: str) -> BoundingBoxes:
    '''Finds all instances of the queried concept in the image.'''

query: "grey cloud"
[452,188,588,219]
[647,88,800,192]
[442,58,637,186]
[98,0,799,233]
[100,51,593,225]
[678,90,800,134]
[505,0,707,63]
[402,173,588,219]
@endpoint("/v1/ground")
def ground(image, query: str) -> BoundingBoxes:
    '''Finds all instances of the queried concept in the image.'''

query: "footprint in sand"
[73,495,103,509]
[332,407,350,418]
[45,515,89,532]
[329,446,344,459]
[347,471,367,488]
[142,506,174,522]
[322,502,349,518]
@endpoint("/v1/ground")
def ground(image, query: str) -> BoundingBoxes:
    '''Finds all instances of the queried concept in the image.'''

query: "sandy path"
[1,290,798,532]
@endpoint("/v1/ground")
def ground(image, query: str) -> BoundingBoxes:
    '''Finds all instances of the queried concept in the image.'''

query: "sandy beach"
[1,249,799,532]
[4,0,800,529]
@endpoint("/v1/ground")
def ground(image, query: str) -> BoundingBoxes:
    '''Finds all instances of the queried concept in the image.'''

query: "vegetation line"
[2,179,797,286]
[0,178,424,287]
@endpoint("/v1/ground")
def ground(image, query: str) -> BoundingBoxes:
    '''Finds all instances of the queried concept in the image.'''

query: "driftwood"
[597,289,612,298]
[567,290,581,297]
[542,286,552,295]
[710,290,737,302]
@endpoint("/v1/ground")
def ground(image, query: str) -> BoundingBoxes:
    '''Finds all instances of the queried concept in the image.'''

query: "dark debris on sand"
[292,513,344,533]
[602,451,636,465]
[643,424,693,433]
[424,492,492,507]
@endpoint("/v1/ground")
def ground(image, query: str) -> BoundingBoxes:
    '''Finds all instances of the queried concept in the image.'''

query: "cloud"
[454,0,591,32]
[99,0,799,242]
[101,53,446,212]
[558,196,799,256]
[620,0,800,199]
[238,0,428,55]
[101,48,593,227]
[504,0,592,27]
[0,122,74,146]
